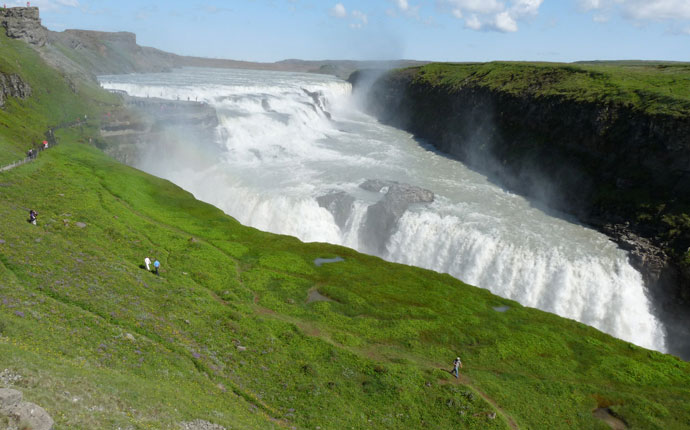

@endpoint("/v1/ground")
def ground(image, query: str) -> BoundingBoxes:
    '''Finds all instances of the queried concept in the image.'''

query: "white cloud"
[352,9,368,25]
[592,13,610,22]
[493,11,518,32]
[623,0,690,21]
[580,0,690,24]
[330,3,347,18]
[388,0,421,19]
[440,0,543,32]
[465,14,481,29]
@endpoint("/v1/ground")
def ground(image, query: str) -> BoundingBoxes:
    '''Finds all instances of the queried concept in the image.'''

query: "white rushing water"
[100,67,666,352]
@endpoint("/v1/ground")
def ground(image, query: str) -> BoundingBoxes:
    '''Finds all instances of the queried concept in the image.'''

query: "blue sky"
[9,0,690,62]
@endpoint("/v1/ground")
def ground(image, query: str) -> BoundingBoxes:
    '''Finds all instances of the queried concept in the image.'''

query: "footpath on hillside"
[0,118,84,172]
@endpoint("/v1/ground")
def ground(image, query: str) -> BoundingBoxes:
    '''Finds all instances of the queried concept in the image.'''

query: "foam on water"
[100,67,667,352]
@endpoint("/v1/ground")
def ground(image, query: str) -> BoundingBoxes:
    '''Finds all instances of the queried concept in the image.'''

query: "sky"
[7,0,690,63]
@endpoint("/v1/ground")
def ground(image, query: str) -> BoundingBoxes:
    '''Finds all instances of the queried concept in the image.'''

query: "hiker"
[451,356,462,378]
[153,259,160,275]
[28,210,37,225]
[144,256,151,271]
[27,149,33,159]
[42,141,48,150]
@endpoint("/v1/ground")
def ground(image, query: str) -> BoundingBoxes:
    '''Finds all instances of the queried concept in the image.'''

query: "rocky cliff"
[0,7,46,46]
[353,64,690,315]
[0,72,31,108]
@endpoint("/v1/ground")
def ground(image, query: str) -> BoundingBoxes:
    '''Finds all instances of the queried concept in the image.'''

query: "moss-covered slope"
[1,31,690,430]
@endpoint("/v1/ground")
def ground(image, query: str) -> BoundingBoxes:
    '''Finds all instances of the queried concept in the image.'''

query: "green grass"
[407,61,690,117]
[0,34,689,429]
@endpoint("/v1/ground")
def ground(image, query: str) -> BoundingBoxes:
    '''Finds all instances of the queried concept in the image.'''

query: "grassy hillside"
[2,136,689,430]
[408,62,690,117]
[1,32,689,429]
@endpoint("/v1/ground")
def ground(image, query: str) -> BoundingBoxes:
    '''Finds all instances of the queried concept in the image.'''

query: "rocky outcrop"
[0,72,31,108]
[359,179,434,254]
[317,191,355,230]
[0,7,47,46]
[317,180,435,254]
[0,388,54,430]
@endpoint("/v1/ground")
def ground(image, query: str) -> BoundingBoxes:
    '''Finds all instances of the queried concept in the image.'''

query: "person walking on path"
[144,257,151,271]
[153,259,160,275]
[451,356,463,379]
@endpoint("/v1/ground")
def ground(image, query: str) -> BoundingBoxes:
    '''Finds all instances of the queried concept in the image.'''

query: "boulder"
[316,191,355,230]
[358,179,434,254]
[8,402,54,430]
[0,389,54,430]
[0,388,22,414]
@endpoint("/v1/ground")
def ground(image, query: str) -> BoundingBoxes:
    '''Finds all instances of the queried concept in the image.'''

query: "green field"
[1,32,689,429]
[406,61,690,117]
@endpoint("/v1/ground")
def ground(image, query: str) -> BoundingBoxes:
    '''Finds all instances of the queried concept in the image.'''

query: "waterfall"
[100,67,667,353]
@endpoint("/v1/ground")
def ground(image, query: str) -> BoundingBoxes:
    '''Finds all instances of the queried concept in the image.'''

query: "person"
[144,257,151,271]
[28,209,37,225]
[451,356,462,379]
[27,149,33,159]
[153,259,160,275]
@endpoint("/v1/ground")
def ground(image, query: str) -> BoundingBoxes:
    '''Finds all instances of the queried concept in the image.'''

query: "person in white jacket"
[144,257,151,271]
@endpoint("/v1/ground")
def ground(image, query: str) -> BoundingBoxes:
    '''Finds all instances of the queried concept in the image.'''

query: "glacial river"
[100,67,666,353]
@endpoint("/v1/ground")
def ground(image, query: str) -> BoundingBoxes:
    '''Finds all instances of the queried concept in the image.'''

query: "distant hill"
[0,6,424,81]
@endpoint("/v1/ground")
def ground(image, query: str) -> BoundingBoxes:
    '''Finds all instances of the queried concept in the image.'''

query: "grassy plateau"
[406,61,690,117]
[0,32,689,429]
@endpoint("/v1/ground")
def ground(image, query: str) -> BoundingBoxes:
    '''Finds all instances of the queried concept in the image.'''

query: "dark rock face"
[317,181,435,255]
[317,191,355,230]
[0,72,31,108]
[0,7,47,46]
[359,179,434,254]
